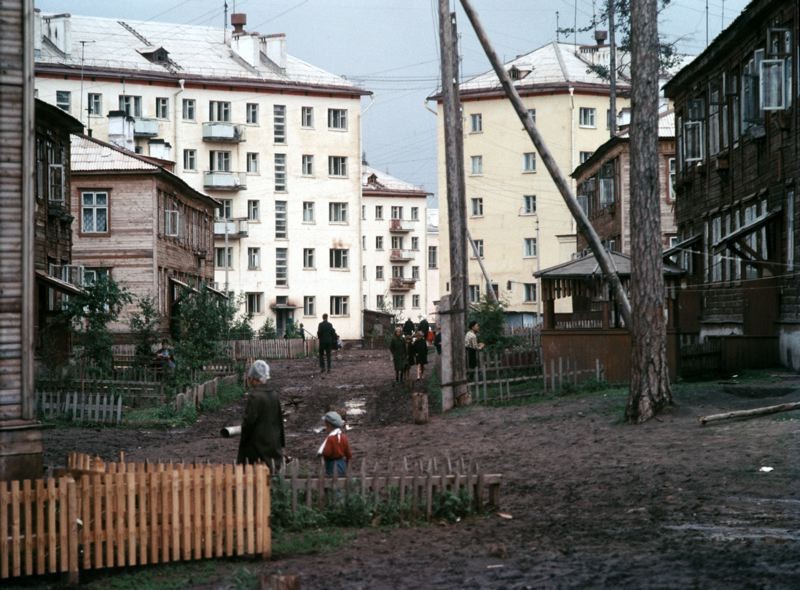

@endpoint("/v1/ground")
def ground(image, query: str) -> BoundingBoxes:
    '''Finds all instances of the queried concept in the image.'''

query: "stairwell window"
[274,154,286,191]
[276,248,288,286]
[579,107,596,128]
[274,105,286,143]
[523,195,536,215]
[275,201,287,239]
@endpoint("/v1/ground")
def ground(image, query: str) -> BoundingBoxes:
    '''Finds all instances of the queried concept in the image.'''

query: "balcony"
[213,219,249,239]
[389,277,417,291]
[202,122,246,143]
[134,118,160,137]
[204,171,247,191]
[389,219,415,233]
[389,249,414,262]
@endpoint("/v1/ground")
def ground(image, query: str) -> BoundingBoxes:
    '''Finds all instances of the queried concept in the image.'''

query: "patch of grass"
[83,560,217,590]
[123,383,244,429]
[272,528,355,558]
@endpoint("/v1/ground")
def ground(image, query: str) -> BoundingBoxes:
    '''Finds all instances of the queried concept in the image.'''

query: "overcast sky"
[36,0,750,207]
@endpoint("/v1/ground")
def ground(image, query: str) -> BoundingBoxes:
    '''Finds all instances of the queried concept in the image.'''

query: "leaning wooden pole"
[458,0,632,327]
[438,1,470,406]
[700,401,800,426]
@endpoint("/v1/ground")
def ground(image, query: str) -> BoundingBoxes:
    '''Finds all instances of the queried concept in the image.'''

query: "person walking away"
[237,360,285,470]
[389,327,407,384]
[317,313,336,374]
[317,411,351,476]
[402,317,415,336]
[465,321,485,380]
[412,330,428,381]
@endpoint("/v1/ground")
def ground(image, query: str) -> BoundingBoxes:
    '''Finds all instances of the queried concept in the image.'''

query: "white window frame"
[376,236,384,250]
[471,197,484,217]
[304,295,316,316]
[376,266,384,280]
[329,248,349,269]
[246,152,259,173]
[411,207,419,221]
[375,205,384,220]
[328,156,348,177]
[328,108,348,130]
[182,98,196,121]
[330,295,349,316]
[523,237,537,257]
[56,90,71,112]
[155,97,169,119]
[246,103,259,124]
[248,247,261,270]
[275,200,287,239]
[470,155,483,175]
[81,191,109,234]
[329,202,348,223]
[164,207,180,237]
[209,100,231,122]
[274,153,287,191]
[303,248,315,269]
[183,149,197,171]
[302,201,315,223]
[301,106,314,128]
[392,294,405,310]
[523,152,536,172]
[428,245,438,269]
[470,113,482,132]
[523,194,536,215]
[273,104,286,143]
[217,199,232,220]
[302,154,314,176]
[276,248,288,286]
[523,283,537,302]
[412,294,421,308]
[579,107,596,128]
[87,93,102,115]
[246,292,263,315]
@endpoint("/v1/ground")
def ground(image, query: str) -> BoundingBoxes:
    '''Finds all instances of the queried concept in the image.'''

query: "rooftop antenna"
[223,1,228,43]
[573,1,577,46]
[78,40,95,129]
[721,0,725,30]
[705,0,709,47]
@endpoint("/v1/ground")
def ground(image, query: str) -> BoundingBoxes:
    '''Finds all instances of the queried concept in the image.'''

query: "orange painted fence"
[0,454,271,582]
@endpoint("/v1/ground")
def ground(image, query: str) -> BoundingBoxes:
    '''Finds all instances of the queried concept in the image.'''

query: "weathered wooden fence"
[542,357,605,392]
[503,325,542,350]
[175,375,238,411]
[37,391,123,424]
[219,338,318,361]
[271,456,501,520]
[0,455,271,582]
[679,339,722,377]
[36,378,165,408]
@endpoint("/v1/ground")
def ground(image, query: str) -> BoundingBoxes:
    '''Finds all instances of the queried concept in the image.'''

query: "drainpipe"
[569,86,576,235]
[173,79,185,162]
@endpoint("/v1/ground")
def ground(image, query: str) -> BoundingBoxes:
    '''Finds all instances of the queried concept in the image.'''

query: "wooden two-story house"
[663,0,799,371]
[70,134,220,338]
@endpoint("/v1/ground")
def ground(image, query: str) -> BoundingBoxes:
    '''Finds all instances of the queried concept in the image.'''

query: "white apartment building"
[34,11,369,338]
[361,166,430,324]
[432,39,632,327]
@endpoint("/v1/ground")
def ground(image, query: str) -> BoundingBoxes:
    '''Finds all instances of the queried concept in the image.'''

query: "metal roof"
[535,251,684,279]
[71,134,160,172]
[362,165,429,195]
[37,14,363,91]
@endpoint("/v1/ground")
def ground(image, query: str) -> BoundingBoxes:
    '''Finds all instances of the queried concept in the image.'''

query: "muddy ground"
[40,349,800,589]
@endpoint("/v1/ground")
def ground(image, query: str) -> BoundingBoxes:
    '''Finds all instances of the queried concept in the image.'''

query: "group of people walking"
[390,317,435,384]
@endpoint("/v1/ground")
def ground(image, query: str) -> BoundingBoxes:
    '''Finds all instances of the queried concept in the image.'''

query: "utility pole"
[438,0,470,408]
[608,0,617,137]
[459,0,632,327]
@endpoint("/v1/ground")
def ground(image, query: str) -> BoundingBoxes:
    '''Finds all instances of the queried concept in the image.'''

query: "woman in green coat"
[389,327,407,384]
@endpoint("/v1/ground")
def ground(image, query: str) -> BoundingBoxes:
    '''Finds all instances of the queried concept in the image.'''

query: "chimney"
[231,13,247,36]
[263,33,287,70]
[148,139,172,161]
[231,33,261,68]
[594,30,608,46]
[43,14,72,57]
[107,110,135,151]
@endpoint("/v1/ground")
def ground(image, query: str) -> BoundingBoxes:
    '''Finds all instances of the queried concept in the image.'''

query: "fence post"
[596,358,601,381]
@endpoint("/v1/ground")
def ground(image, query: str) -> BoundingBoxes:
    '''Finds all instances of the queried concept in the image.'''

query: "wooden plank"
[35,479,45,575]
[203,466,212,559]
[262,465,271,559]
[214,465,224,558]
[255,465,264,556]
[22,479,32,576]
[245,464,255,555]
[93,474,103,570]
[168,469,177,562]
[104,473,114,568]
[80,474,90,570]
[149,470,158,565]
[67,479,79,585]
[193,466,202,560]
[58,478,68,574]
[0,480,8,579]
[224,465,234,556]
[139,471,148,566]
[116,472,126,567]
[234,465,244,556]
[181,467,191,561]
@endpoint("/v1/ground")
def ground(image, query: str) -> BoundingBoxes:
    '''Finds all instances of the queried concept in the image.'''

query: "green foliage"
[467,295,519,351]
[258,317,278,339]
[432,488,474,523]
[80,560,217,590]
[61,275,132,373]
[283,317,300,339]
[129,295,163,368]
[272,529,353,558]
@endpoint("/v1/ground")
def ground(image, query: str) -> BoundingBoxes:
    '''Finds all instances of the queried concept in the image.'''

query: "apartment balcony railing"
[133,118,160,137]
[389,249,415,262]
[203,171,247,191]
[389,219,415,233]
[213,219,249,239]
[202,122,246,143]
[389,277,417,291]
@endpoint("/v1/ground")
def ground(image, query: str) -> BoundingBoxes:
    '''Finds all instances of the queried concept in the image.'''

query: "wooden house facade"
[663,0,799,371]
[70,135,220,338]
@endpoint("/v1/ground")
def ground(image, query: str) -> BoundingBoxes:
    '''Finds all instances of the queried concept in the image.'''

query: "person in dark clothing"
[412,330,428,380]
[418,318,430,340]
[389,327,407,384]
[317,313,336,374]
[403,335,415,381]
[402,318,415,336]
[237,360,285,469]
[434,330,442,355]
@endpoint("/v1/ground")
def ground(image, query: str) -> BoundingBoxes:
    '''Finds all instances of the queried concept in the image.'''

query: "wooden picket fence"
[37,378,165,408]
[37,391,123,424]
[542,357,605,393]
[175,375,238,411]
[0,454,271,582]
[220,338,318,361]
[270,455,501,520]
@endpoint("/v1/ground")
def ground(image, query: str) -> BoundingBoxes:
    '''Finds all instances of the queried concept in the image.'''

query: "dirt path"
[42,350,800,589]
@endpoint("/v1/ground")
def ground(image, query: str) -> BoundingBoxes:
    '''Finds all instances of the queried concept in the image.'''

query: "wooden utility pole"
[608,0,618,137]
[438,1,470,407]
[458,0,632,327]
[625,0,672,422]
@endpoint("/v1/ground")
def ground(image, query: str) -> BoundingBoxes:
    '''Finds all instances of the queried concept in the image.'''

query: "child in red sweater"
[317,411,352,476]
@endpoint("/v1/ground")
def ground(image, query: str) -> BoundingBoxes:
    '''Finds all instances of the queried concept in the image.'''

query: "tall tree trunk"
[626,0,672,422]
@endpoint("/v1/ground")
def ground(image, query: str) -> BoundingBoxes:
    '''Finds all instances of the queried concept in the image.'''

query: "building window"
[761,59,787,110]
[302,201,315,222]
[361,265,367,280]
[579,151,593,164]
[375,205,383,220]
[215,247,232,268]
[164,203,179,237]
[376,266,384,280]
[684,98,705,162]
[276,248,288,286]
[473,239,484,258]
[328,108,348,130]
[362,235,366,250]
[56,90,71,112]
[209,101,231,122]
[81,191,108,233]
[471,197,484,216]
[246,293,263,315]
[155,97,169,119]
[376,294,385,308]
[331,296,349,316]
[302,154,314,176]
[119,95,142,117]
[47,144,65,202]
[523,283,537,302]
[275,200,287,238]
[361,206,366,220]
[246,152,259,173]
[412,295,421,308]
[470,113,482,132]
[303,248,315,269]
[411,236,419,250]
[183,149,197,171]
[247,199,260,221]
[209,150,231,171]
[411,207,419,221]
[523,152,536,172]
[304,296,315,316]
[329,248,349,269]
[523,195,536,214]
[273,104,286,143]
[599,161,616,207]
[392,265,404,278]
[328,156,348,177]
[428,245,438,269]
[246,103,259,124]
[469,285,481,303]
[329,202,348,223]
[88,93,102,115]
[523,237,537,257]
[248,247,261,270]
[217,199,232,219]
[391,236,404,249]
[579,107,596,127]
[470,155,483,175]
[393,295,405,310]
[527,108,536,124]
[274,154,287,191]
[412,266,420,280]
[668,158,676,202]
[301,106,314,128]
[182,98,196,121]
[376,236,384,250]
[391,206,404,220]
